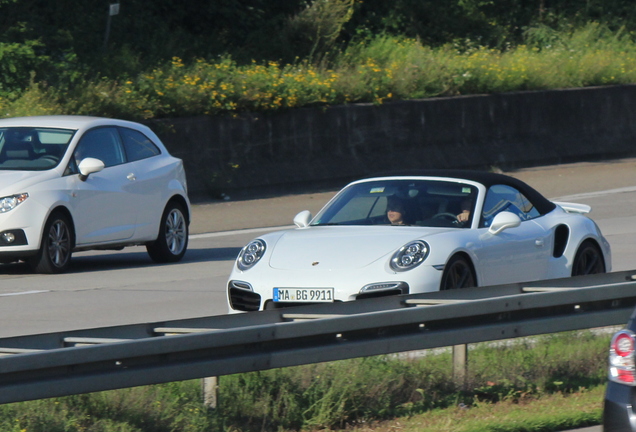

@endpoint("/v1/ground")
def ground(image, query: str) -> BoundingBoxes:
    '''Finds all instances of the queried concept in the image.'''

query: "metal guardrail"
[1,270,636,404]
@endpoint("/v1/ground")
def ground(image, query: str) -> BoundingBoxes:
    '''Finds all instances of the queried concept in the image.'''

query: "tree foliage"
[1,0,636,101]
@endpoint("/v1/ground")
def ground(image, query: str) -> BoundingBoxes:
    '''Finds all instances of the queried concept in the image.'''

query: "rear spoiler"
[553,201,591,214]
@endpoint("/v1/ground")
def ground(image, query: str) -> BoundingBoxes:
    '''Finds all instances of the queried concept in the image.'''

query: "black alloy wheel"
[572,240,605,276]
[440,255,476,290]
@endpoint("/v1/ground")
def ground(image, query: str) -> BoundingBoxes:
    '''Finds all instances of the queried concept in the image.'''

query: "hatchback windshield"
[0,127,75,170]
[312,179,478,228]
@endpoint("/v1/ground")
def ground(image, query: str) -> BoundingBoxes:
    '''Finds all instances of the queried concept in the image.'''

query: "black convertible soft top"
[362,169,557,215]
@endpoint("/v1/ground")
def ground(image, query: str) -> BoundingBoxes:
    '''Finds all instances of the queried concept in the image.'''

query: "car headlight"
[0,193,28,213]
[390,241,429,271]
[237,239,266,271]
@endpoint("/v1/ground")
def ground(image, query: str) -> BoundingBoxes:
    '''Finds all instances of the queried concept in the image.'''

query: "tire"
[440,255,476,290]
[29,212,73,274]
[572,240,605,276]
[146,201,188,263]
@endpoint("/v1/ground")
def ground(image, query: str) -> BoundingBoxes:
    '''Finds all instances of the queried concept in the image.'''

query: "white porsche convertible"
[227,171,611,312]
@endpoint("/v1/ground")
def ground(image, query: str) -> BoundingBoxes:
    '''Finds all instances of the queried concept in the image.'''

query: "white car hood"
[268,226,451,270]
[0,170,58,196]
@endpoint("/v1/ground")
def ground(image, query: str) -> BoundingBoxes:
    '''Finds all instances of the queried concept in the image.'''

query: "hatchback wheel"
[29,212,73,274]
[440,255,476,290]
[572,240,605,276]
[147,202,188,263]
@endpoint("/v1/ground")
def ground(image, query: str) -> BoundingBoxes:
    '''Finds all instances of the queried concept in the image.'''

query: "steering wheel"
[432,212,458,222]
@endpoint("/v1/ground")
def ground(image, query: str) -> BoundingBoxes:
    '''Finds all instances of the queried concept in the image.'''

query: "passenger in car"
[456,199,472,224]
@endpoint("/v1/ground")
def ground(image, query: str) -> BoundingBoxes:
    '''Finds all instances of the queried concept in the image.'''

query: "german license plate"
[273,288,334,302]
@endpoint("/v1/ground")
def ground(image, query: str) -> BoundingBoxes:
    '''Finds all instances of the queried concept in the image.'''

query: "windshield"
[311,179,478,228]
[0,127,76,170]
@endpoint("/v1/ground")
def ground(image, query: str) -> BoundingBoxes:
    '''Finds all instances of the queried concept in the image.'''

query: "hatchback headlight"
[390,241,429,271]
[0,193,28,213]
[237,239,266,271]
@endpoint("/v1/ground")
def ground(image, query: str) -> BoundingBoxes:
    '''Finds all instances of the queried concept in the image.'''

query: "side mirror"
[488,211,521,235]
[293,210,312,228]
[78,157,105,181]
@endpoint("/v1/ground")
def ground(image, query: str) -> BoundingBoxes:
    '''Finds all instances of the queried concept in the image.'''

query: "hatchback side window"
[480,184,540,228]
[74,127,125,168]
[119,127,161,162]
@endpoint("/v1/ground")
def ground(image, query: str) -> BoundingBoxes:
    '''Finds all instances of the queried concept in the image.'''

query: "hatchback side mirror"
[488,211,521,235]
[78,157,105,181]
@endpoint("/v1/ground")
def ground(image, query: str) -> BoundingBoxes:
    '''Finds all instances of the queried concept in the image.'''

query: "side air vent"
[228,281,261,312]
[553,224,570,258]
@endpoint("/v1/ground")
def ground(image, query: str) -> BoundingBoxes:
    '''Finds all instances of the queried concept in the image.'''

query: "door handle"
[127,173,136,181]
[535,239,544,247]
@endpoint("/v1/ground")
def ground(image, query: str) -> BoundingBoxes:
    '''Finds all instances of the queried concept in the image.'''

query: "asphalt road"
[0,158,634,341]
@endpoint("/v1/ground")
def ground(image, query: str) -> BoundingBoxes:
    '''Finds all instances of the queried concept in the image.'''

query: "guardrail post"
[202,376,219,409]
[453,344,467,388]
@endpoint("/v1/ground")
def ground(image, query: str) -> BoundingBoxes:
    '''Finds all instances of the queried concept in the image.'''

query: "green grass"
[344,386,604,432]
[0,329,616,432]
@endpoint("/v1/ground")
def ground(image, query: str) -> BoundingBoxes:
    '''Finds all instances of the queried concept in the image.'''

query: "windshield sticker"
[370,187,385,193]
[462,187,471,194]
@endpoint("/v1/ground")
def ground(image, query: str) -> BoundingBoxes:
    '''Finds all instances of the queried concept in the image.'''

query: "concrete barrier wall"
[149,84,636,198]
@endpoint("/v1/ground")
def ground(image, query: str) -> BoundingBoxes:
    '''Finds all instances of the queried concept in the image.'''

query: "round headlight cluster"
[390,241,429,271]
[237,239,266,271]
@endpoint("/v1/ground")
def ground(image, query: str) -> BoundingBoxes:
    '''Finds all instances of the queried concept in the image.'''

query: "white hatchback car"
[0,115,190,273]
